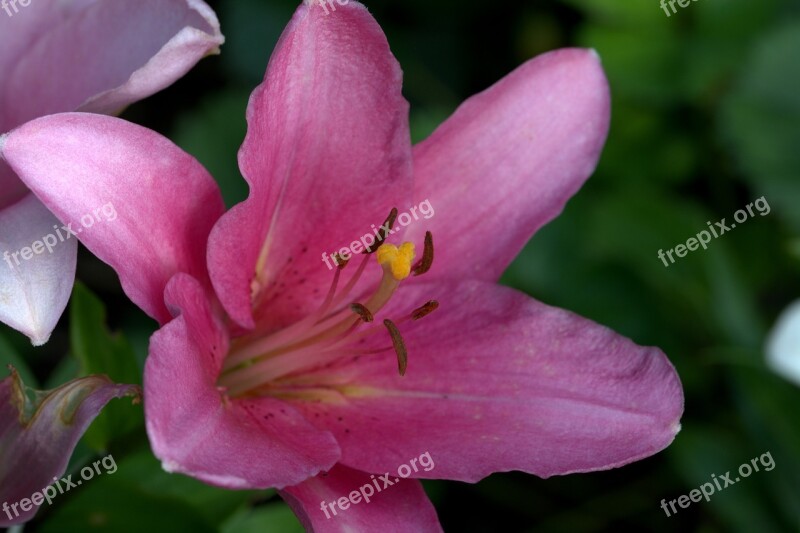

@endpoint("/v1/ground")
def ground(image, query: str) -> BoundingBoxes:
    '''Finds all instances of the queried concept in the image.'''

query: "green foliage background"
[2,0,799,531]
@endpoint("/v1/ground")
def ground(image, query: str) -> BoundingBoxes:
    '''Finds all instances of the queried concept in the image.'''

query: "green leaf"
[0,330,37,387]
[110,449,264,526]
[171,88,252,208]
[671,425,788,532]
[222,502,304,533]
[730,366,800,525]
[69,282,142,450]
[36,447,262,531]
[720,21,800,231]
[36,479,217,533]
[44,354,80,390]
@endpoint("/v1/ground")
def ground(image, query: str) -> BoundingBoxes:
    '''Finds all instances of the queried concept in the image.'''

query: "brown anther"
[363,207,399,254]
[411,300,439,321]
[411,231,434,276]
[383,319,408,376]
[349,303,374,323]
[333,253,351,269]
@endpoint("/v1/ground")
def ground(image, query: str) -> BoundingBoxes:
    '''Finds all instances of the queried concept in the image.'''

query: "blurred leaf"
[70,282,142,450]
[672,425,788,533]
[222,502,304,533]
[219,0,293,84]
[37,447,262,532]
[110,449,263,526]
[598,104,697,187]
[0,330,37,387]
[730,366,800,526]
[43,354,80,390]
[172,87,252,208]
[695,0,783,41]
[562,0,666,25]
[37,479,216,533]
[70,282,140,383]
[703,244,764,348]
[577,26,682,105]
[720,21,800,231]
[409,107,454,144]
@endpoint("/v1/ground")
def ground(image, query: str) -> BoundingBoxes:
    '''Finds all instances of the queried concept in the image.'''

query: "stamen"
[350,303,374,323]
[383,319,408,376]
[412,231,434,276]
[411,300,439,320]
[333,253,351,269]
[363,208,398,254]
[329,254,370,312]
[219,215,437,396]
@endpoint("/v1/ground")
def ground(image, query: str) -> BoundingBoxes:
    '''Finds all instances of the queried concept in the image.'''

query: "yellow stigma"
[376,242,416,280]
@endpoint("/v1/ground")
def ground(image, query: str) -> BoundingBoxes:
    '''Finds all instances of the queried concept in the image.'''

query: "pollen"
[376,242,416,280]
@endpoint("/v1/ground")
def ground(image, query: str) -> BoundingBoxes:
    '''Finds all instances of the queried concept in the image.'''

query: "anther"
[364,207,398,254]
[383,319,408,376]
[411,300,439,320]
[350,303,374,323]
[333,253,351,269]
[412,231,434,276]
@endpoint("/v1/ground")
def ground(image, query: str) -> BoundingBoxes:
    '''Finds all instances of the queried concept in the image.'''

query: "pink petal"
[406,48,610,281]
[0,368,139,526]
[207,0,412,330]
[292,280,683,482]
[0,194,77,346]
[0,0,223,129]
[0,0,91,129]
[0,113,225,324]
[280,464,442,533]
[145,273,340,489]
[0,1,221,210]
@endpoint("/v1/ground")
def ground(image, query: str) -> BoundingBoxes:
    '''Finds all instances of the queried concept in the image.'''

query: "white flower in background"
[766,300,800,386]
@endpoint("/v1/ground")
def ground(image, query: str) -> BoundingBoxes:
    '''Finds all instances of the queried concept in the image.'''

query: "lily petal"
[406,48,610,281]
[0,0,222,211]
[146,274,340,489]
[293,280,683,482]
[0,114,226,324]
[280,464,442,533]
[207,0,412,330]
[0,0,223,128]
[0,194,76,346]
[0,368,139,526]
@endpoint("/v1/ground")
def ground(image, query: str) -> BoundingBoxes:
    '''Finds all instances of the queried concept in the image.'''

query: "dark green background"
[3,0,800,531]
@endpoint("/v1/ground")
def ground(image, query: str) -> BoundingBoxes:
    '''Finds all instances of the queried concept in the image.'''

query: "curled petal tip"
[28,331,52,347]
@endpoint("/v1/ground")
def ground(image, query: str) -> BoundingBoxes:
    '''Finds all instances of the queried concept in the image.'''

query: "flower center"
[217,210,436,398]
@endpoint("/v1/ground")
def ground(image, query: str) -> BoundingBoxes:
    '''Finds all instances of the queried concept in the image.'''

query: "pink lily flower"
[0,1,684,530]
[0,368,139,526]
[0,0,223,346]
